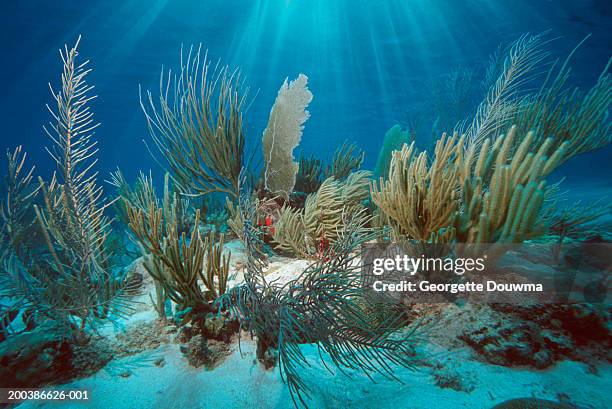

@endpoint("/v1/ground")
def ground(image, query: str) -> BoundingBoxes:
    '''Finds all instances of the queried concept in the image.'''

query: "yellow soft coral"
[372,126,567,251]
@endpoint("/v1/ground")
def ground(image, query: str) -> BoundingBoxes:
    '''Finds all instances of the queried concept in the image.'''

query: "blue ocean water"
[0,0,610,192]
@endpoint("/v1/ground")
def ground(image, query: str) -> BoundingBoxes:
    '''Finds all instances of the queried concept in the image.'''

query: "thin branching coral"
[160,172,192,235]
[218,207,422,408]
[126,175,231,321]
[108,169,157,224]
[140,45,247,198]
[3,37,134,340]
[325,141,364,180]
[225,198,244,242]
[110,170,193,236]
[513,37,611,166]
[128,205,200,309]
[202,233,231,298]
[0,147,40,330]
[465,33,550,147]
[1,146,39,261]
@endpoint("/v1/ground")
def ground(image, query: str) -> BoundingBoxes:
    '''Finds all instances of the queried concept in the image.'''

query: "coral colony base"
[0,30,611,409]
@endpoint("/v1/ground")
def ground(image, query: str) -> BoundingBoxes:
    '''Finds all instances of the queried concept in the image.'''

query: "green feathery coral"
[3,37,134,340]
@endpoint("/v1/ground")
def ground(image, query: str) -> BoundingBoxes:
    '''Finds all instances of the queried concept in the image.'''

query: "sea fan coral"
[262,74,313,198]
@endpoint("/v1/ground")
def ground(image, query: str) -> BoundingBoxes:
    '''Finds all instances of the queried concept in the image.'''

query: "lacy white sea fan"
[262,73,313,197]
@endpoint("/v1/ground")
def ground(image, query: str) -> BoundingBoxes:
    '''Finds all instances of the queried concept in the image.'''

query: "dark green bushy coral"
[294,154,324,194]
[325,141,365,180]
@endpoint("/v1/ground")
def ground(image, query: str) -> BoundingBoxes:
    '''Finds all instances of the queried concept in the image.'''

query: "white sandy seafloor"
[17,240,611,409]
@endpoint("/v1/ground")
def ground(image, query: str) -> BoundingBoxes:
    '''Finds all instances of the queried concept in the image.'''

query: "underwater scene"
[0,0,611,408]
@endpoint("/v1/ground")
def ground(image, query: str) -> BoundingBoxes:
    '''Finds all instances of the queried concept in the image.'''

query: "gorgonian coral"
[140,45,247,198]
[262,74,313,198]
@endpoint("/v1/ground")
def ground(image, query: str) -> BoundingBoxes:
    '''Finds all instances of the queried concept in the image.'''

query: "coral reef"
[0,29,610,409]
